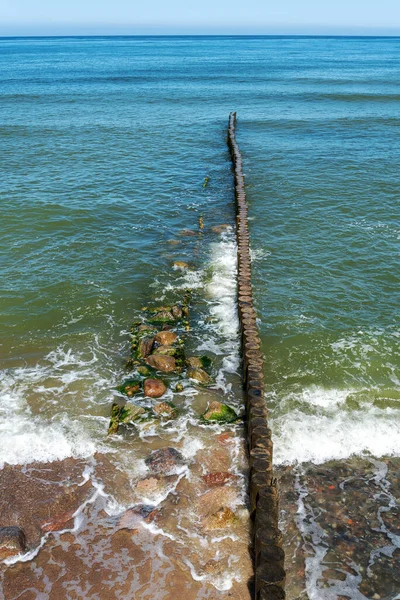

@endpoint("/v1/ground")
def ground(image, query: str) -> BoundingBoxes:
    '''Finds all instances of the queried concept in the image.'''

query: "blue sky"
[1,0,400,36]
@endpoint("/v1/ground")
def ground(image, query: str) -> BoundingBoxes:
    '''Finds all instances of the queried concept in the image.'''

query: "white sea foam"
[272,385,400,464]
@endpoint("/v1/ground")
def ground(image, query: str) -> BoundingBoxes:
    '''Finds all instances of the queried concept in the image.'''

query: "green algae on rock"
[116,379,141,397]
[108,402,149,435]
[201,401,238,424]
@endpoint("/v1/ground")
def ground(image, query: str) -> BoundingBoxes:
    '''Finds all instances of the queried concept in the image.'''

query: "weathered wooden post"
[227,112,286,600]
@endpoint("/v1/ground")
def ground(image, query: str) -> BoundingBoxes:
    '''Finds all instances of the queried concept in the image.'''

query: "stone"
[119,403,147,425]
[148,310,175,324]
[143,379,167,399]
[211,224,231,234]
[138,336,154,359]
[175,383,184,393]
[153,345,177,357]
[0,526,26,559]
[171,305,183,319]
[166,239,180,245]
[137,324,156,334]
[137,365,152,377]
[187,367,211,385]
[179,229,197,236]
[108,403,122,435]
[116,379,141,398]
[198,487,238,517]
[145,448,186,475]
[202,472,237,488]
[155,331,177,346]
[201,401,238,424]
[173,261,189,269]
[186,355,212,370]
[202,507,237,531]
[153,401,177,419]
[217,432,235,445]
[146,354,176,373]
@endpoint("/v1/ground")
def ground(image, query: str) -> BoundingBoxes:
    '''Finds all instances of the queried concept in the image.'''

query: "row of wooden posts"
[227,112,286,600]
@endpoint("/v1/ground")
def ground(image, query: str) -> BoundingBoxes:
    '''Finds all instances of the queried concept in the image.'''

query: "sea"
[0,36,399,599]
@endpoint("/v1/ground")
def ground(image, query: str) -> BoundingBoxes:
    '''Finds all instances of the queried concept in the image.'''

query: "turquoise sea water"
[1,36,399,598]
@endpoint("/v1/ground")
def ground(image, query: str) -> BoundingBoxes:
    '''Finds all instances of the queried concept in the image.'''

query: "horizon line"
[1,33,400,38]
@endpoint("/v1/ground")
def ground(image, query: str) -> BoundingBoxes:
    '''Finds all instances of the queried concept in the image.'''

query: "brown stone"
[143,378,167,398]
[173,261,188,269]
[146,354,176,373]
[138,336,155,359]
[187,367,211,384]
[0,527,26,559]
[153,402,177,419]
[154,331,177,346]
[145,448,186,475]
[202,472,237,487]
[202,507,237,531]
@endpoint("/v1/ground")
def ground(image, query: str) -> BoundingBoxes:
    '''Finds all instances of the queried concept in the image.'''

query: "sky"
[1,0,400,36]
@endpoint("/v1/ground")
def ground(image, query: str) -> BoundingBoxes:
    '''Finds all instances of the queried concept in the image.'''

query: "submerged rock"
[116,379,141,398]
[201,401,238,424]
[108,403,122,435]
[202,472,237,488]
[187,367,211,385]
[0,526,26,560]
[155,331,177,346]
[145,448,186,475]
[153,401,177,419]
[211,224,231,234]
[173,261,189,269]
[202,507,237,531]
[186,355,212,370]
[144,379,167,399]
[146,354,176,373]
[175,382,184,393]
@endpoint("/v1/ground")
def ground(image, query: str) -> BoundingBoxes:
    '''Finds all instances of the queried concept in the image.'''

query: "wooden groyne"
[227,113,286,600]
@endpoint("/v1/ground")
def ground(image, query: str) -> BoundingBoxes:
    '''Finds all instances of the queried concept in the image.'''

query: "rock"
[146,354,176,373]
[153,345,177,357]
[198,487,238,517]
[166,239,180,245]
[202,507,237,531]
[153,401,177,419]
[201,401,238,424]
[137,365,152,377]
[137,324,157,334]
[138,336,155,359]
[175,383,184,393]
[119,403,147,425]
[108,403,122,435]
[186,355,212,370]
[211,224,231,234]
[171,305,183,319]
[41,510,75,533]
[149,310,175,324]
[187,367,211,385]
[145,448,186,475]
[0,526,26,559]
[144,379,167,399]
[118,505,159,529]
[116,379,141,398]
[179,229,197,236]
[155,331,177,346]
[202,472,237,488]
[217,431,235,445]
[173,261,189,269]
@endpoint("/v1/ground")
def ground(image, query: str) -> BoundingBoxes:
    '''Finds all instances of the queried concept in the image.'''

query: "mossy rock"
[187,367,212,385]
[186,355,212,370]
[153,345,177,357]
[119,402,148,424]
[137,365,153,377]
[116,379,141,397]
[201,401,238,424]
[175,382,184,393]
[108,403,122,435]
[148,310,175,324]
[153,401,178,420]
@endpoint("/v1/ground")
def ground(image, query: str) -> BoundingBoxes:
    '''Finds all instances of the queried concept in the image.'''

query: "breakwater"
[228,113,286,600]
